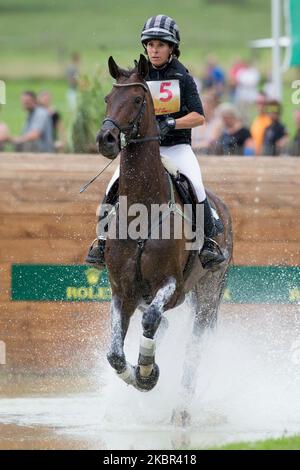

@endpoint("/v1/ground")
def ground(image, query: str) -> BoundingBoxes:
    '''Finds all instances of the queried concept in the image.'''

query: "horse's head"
[97,55,150,159]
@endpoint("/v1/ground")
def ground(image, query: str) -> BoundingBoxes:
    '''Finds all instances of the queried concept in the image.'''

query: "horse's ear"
[108,56,120,80]
[137,54,149,79]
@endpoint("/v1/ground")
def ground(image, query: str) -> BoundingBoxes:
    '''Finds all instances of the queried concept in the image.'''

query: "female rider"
[86,15,225,269]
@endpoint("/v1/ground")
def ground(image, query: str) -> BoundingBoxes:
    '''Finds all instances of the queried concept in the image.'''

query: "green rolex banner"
[10,264,300,304]
[11,265,112,302]
[289,0,300,66]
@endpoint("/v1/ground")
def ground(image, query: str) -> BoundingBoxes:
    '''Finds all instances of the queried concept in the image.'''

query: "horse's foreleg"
[107,296,136,385]
[142,277,177,339]
[135,277,177,391]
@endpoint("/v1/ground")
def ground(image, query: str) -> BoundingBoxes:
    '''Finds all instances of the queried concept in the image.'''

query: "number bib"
[147,80,181,115]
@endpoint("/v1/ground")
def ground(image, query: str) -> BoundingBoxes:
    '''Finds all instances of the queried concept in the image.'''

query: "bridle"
[81,81,159,193]
[102,81,160,149]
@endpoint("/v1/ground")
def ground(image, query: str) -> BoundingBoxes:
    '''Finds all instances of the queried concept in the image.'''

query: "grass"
[1,79,69,136]
[0,0,271,77]
[0,0,299,141]
[211,434,300,450]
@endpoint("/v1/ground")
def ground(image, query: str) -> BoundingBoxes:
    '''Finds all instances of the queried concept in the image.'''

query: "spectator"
[192,93,222,154]
[228,58,247,102]
[234,60,260,124]
[250,93,272,155]
[0,107,10,151]
[289,109,300,156]
[65,52,80,112]
[11,91,54,153]
[262,100,288,156]
[202,55,226,97]
[37,90,66,152]
[263,73,277,100]
[215,103,255,156]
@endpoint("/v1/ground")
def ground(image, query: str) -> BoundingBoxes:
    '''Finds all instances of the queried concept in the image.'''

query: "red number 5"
[159,82,173,102]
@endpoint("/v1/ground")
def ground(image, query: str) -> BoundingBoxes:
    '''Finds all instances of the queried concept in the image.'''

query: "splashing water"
[0,301,300,449]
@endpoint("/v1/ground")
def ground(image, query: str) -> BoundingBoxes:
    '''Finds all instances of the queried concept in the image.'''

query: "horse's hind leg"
[173,267,228,426]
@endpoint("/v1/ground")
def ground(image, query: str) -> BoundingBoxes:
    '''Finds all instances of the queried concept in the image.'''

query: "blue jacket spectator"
[202,56,226,96]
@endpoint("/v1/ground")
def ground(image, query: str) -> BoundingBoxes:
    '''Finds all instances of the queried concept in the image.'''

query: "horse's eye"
[134,96,142,104]
[104,95,109,103]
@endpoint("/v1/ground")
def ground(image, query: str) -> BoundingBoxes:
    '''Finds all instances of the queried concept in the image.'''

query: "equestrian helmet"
[141,15,180,46]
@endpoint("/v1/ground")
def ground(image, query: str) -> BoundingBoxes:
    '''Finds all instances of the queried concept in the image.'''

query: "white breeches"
[105,144,206,202]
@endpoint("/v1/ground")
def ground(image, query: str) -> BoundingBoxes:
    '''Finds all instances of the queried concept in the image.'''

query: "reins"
[103,81,159,148]
[80,80,159,193]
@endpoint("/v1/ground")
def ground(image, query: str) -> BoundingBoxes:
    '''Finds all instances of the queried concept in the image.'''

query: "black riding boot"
[85,191,117,268]
[85,236,107,268]
[199,198,226,269]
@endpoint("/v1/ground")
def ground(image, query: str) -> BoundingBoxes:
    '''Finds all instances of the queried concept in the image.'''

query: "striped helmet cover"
[141,15,180,45]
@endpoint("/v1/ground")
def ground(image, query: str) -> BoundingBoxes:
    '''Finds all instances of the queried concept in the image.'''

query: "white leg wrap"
[139,335,156,357]
[139,336,156,377]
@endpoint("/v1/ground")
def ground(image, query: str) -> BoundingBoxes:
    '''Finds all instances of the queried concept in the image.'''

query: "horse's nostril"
[106,133,115,144]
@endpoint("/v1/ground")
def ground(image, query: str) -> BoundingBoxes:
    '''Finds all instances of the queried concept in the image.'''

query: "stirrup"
[199,237,226,270]
[205,237,222,250]
[89,238,99,250]
[85,237,106,267]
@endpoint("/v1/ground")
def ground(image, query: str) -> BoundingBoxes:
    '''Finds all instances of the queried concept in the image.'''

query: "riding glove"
[158,117,176,138]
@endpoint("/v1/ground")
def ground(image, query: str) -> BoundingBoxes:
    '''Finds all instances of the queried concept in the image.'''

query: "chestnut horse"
[96,55,233,420]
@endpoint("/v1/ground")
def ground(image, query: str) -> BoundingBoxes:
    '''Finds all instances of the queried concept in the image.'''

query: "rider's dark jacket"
[146,57,204,147]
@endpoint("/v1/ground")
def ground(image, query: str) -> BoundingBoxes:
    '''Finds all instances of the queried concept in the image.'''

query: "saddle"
[161,156,223,232]
[104,156,223,281]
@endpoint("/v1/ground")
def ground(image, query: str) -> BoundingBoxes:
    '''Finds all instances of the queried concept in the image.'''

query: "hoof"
[107,352,126,373]
[135,363,160,392]
[171,409,191,428]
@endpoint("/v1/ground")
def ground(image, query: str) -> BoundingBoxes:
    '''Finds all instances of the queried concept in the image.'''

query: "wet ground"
[0,302,300,450]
